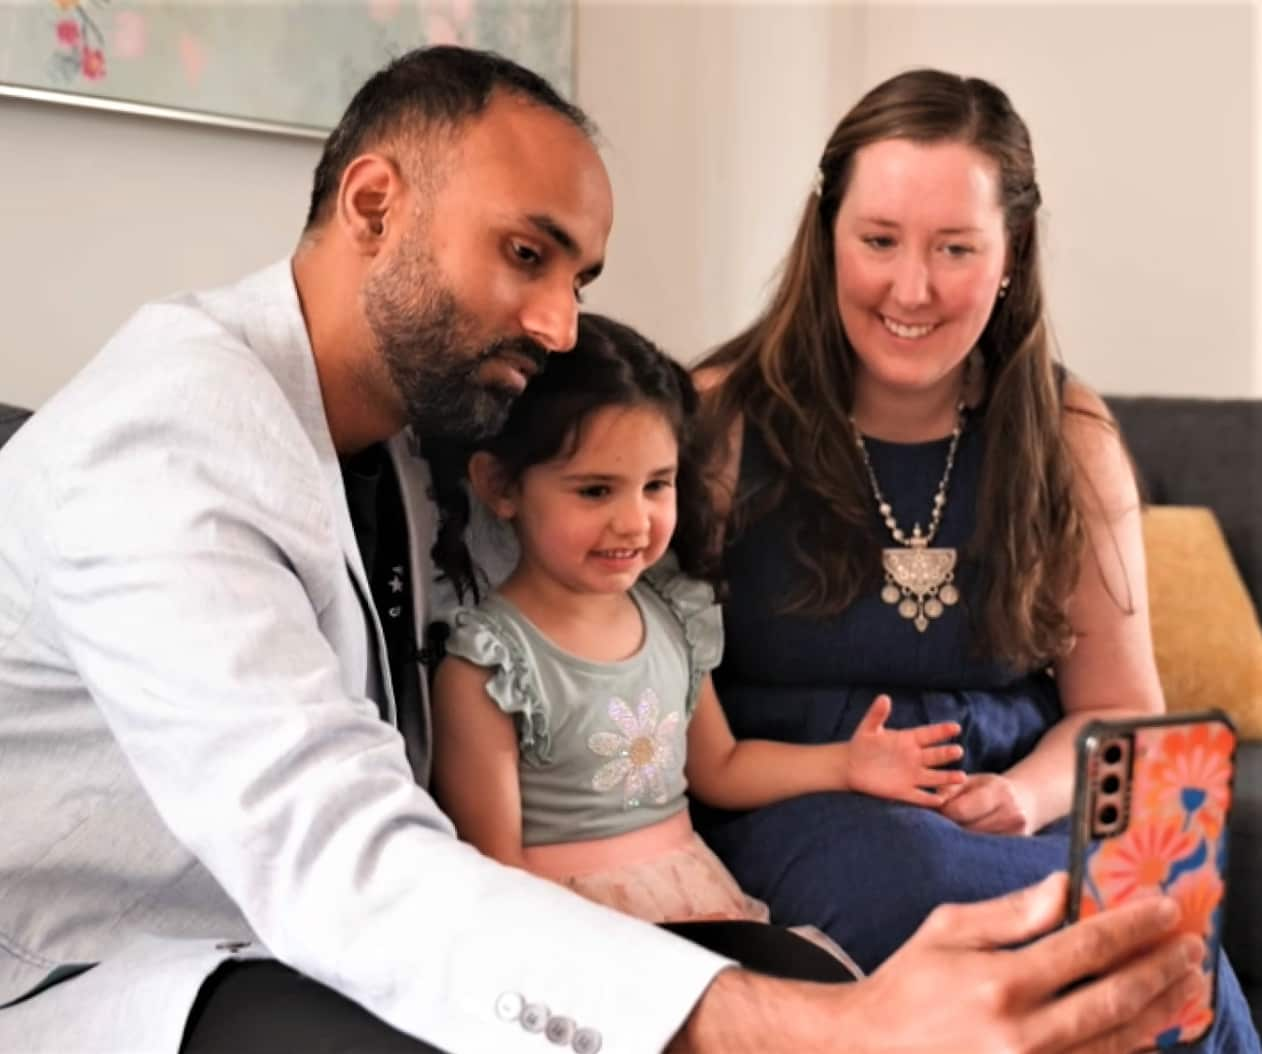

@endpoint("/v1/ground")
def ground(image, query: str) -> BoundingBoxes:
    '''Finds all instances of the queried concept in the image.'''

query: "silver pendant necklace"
[852,403,966,632]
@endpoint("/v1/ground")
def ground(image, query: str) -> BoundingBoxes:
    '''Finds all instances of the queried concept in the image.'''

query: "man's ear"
[336,153,403,254]
[468,452,517,520]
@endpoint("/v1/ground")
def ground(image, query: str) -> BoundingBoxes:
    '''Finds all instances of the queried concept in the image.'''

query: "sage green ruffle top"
[444,560,723,847]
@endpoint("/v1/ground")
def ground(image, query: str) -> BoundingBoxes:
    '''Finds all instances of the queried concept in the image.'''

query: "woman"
[692,69,1258,1049]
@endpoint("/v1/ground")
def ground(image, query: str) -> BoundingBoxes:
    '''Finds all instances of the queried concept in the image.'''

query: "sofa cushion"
[1108,397,1261,616]
[1143,506,1262,739]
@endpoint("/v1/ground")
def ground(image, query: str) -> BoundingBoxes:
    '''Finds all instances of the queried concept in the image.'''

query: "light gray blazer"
[0,262,725,1053]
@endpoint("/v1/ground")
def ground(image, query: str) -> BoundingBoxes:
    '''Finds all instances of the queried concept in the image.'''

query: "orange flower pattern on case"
[1080,721,1234,1048]
[1142,723,1235,842]
[1092,819,1198,904]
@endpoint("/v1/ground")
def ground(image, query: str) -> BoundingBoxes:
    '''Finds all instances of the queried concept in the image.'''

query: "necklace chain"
[852,402,967,547]
[850,403,968,633]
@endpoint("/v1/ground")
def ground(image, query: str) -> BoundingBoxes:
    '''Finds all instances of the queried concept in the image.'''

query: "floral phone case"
[1067,711,1237,1049]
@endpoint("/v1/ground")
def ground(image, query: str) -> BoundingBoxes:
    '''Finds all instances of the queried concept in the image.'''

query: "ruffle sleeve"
[639,553,725,715]
[444,607,552,764]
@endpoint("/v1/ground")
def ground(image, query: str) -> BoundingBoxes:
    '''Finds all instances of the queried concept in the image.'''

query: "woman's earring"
[997,275,1011,299]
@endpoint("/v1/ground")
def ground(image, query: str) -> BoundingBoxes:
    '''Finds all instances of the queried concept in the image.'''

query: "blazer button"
[520,1002,550,1033]
[544,1015,575,1045]
[572,1027,603,1053]
[495,992,524,1022]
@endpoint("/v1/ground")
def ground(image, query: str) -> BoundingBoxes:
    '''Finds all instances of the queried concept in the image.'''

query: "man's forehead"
[453,93,596,172]
[442,94,612,253]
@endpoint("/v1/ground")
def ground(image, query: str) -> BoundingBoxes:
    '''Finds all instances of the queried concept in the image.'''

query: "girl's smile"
[499,403,679,600]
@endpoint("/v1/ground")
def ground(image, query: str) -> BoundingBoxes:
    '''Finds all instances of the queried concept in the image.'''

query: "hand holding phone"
[1067,711,1237,1050]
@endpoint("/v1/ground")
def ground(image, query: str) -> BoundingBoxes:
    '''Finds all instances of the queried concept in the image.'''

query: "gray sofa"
[1,397,1259,1024]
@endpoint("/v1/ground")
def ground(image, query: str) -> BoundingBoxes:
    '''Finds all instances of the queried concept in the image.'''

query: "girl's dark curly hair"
[428,312,721,603]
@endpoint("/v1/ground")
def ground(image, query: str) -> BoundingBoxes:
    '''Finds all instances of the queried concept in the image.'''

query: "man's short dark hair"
[304,45,595,229]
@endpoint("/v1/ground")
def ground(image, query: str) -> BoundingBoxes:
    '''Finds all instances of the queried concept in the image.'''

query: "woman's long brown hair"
[697,69,1097,670]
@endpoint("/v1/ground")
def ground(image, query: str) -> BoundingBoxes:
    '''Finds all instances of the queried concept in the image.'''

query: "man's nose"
[520,279,579,353]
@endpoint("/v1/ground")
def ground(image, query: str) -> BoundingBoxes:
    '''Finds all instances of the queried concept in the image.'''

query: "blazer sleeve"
[41,346,730,1053]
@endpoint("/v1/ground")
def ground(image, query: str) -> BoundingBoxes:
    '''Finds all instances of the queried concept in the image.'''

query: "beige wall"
[579,0,1257,394]
[852,1,1256,398]
[0,1,1256,409]
[1256,0,1261,392]
[575,1,855,361]
[0,99,320,409]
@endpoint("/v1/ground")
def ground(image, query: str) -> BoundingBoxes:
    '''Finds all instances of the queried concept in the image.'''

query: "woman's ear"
[468,452,518,520]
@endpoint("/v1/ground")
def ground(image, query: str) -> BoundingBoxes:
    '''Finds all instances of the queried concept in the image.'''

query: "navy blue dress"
[694,416,1259,1052]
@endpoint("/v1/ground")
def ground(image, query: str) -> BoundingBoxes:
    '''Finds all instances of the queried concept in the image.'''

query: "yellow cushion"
[1143,506,1262,740]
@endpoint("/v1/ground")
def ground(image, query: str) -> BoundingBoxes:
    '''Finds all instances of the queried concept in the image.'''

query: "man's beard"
[363,243,547,443]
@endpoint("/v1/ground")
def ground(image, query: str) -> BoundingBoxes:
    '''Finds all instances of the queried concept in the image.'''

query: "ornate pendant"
[880,540,959,632]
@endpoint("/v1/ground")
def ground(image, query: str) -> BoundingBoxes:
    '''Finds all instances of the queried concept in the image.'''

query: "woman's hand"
[843,694,965,804]
[939,772,1037,834]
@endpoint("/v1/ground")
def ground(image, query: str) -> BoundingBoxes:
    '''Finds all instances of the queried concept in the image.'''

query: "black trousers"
[180,921,853,1053]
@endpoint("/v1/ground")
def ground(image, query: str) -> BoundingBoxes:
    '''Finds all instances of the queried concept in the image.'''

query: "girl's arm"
[940,382,1164,836]
[684,676,963,809]
[430,654,527,868]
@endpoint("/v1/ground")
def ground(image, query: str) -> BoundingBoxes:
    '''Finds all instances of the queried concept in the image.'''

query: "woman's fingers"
[939,779,990,823]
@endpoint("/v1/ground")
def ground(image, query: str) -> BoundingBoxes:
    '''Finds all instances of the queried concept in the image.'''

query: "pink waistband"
[522,810,695,879]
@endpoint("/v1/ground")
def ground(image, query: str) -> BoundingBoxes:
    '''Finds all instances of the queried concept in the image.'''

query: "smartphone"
[1067,711,1237,1050]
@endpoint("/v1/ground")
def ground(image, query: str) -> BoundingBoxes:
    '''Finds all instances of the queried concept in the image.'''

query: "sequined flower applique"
[589,688,681,809]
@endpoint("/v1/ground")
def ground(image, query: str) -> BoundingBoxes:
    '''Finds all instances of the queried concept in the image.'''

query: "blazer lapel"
[387,431,434,786]
[233,261,397,727]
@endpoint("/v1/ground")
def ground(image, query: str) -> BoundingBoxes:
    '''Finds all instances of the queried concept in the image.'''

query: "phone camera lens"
[1098,804,1119,826]
[1102,743,1124,765]
[1101,774,1121,795]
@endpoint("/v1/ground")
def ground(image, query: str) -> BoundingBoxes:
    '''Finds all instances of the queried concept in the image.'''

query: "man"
[0,46,1203,1053]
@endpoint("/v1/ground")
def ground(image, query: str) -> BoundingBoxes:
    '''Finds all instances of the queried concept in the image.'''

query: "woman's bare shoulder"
[1059,376,1120,455]
[1058,375,1136,515]
[1060,375,1110,419]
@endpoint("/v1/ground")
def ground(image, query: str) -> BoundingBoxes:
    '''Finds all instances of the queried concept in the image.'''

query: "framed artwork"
[0,0,574,139]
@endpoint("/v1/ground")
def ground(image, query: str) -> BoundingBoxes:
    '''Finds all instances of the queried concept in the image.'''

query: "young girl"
[429,313,965,946]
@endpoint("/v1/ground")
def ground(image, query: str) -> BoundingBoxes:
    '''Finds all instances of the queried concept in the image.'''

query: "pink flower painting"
[112,10,146,60]
[55,19,80,48]
[47,0,111,85]
[80,46,105,80]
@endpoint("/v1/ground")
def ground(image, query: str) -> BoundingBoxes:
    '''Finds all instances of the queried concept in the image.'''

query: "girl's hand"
[844,695,965,805]
[938,773,1036,835]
